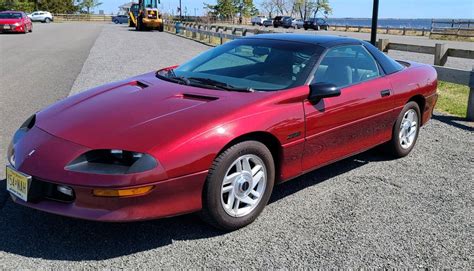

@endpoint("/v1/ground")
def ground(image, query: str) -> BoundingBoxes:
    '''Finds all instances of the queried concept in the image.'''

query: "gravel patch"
[0,23,472,269]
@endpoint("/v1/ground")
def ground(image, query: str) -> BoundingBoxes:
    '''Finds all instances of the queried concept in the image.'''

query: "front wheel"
[44,18,51,23]
[201,141,275,230]
[386,101,421,157]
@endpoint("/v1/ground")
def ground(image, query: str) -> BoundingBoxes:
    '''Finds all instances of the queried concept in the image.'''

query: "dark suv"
[303,18,329,30]
[273,16,291,28]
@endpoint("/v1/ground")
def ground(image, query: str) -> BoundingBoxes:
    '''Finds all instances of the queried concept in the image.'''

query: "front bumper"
[10,170,208,222]
[8,126,208,221]
[142,18,162,27]
[0,24,26,32]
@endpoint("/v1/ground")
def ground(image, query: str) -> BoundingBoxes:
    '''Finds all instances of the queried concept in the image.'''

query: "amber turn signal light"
[93,186,154,197]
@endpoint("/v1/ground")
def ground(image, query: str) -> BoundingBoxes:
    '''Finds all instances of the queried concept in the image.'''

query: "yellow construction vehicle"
[128,0,163,31]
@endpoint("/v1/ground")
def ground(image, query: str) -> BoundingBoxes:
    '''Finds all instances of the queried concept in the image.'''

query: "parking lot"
[0,23,472,268]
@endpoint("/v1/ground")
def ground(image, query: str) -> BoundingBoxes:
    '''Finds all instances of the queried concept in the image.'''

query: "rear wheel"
[158,23,164,32]
[44,18,51,23]
[386,101,421,157]
[200,141,275,231]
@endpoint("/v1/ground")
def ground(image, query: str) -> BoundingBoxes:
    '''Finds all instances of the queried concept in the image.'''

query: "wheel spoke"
[222,185,233,193]
[241,196,257,206]
[249,190,260,198]
[251,165,262,176]
[242,157,252,173]
[235,159,243,172]
[224,172,240,185]
[252,171,264,188]
[226,190,235,209]
[233,198,240,213]
[407,129,416,138]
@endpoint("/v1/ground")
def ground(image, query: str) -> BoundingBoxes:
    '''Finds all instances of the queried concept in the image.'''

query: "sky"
[98,0,474,19]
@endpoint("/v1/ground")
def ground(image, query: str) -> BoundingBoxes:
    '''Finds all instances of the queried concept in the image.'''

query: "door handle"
[380,89,391,97]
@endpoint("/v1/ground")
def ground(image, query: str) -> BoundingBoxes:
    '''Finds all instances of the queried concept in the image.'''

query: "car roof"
[244,34,362,48]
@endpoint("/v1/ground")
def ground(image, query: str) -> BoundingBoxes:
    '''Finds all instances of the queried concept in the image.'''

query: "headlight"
[13,22,20,27]
[8,114,36,167]
[66,149,157,175]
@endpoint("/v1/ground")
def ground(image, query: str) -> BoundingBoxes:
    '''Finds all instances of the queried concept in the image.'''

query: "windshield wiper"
[156,70,190,85]
[187,77,255,92]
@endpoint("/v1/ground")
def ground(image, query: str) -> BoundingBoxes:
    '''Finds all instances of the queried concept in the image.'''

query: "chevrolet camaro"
[6,34,438,230]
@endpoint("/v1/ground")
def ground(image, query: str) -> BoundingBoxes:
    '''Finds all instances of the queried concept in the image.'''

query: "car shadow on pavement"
[432,113,474,132]
[0,148,391,261]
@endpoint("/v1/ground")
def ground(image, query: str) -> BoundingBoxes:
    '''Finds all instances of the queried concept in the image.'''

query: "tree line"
[0,0,102,14]
[206,0,332,20]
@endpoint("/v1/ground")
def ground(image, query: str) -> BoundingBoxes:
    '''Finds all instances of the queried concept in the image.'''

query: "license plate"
[2,25,11,29]
[6,166,31,202]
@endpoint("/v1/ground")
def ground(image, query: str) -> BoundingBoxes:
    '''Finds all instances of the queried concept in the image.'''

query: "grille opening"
[28,178,75,203]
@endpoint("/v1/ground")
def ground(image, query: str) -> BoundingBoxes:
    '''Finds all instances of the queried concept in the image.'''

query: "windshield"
[0,13,22,19]
[160,39,324,92]
[143,0,157,8]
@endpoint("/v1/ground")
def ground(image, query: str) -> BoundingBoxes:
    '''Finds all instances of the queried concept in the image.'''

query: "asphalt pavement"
[0,23,472,269]
[0,22,104,178]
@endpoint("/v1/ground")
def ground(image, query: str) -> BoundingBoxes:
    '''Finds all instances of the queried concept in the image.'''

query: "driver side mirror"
[308,82,341,103]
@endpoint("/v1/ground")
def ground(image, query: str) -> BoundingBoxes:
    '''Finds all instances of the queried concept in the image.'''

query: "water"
[325,18,473,29]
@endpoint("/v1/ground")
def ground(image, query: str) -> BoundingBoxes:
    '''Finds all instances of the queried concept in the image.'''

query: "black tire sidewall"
[203,141,275,230]
[391,101,421,157]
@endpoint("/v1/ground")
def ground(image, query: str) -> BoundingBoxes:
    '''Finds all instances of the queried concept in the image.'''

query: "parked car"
[251,15,267,26]
[295,18,304,29]
[28,11,53,23]
[303,17,329,30]
[262,19,273,27]
[0,11,32,33]
[281,16,296,28]
[112,14,128,24]
[273,16,291,28]
[6,34,438,230]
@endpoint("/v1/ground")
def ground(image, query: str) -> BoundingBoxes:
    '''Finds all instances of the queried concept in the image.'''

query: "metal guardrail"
[166,22,473,120]
[54,14,113,22]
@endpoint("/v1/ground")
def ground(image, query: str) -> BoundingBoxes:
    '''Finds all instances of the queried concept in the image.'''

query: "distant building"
[119,2,135,15]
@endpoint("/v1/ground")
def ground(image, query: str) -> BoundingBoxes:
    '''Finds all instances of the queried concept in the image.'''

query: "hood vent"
[128,80,149,89]
[181,93,219,101]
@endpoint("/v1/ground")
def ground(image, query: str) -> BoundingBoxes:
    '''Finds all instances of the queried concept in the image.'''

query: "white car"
[28,11,53,23]
[295,19,304,29]
[251,16,267,26]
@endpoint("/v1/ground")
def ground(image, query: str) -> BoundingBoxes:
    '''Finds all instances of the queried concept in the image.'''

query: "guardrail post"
[467,67,474,121]
[422,27,425,36]
[378,38,389,52]
[434,43,448,66]
[402,27,406,35]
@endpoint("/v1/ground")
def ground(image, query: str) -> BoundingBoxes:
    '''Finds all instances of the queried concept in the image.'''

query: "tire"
[23,25,28,34]
[316,25,320,30]
[136,17,143,31]
[158,23,164,32]
[29,25,32,32]
[324,25,329,31]
[113,20,118,24]
[200,141,275,231]
[252,22,255,26]
[304,27,308,30]
[44,18,51,23]
[386,101,421,158]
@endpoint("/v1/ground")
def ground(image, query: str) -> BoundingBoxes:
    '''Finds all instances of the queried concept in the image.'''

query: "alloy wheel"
[221,154,267,217]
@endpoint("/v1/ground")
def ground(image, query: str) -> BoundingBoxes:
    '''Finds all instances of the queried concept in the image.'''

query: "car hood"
[36,72,269,153]
[0,18,22,24]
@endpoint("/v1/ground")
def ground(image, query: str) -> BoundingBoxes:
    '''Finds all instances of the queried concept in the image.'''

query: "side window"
[313,45,380,88]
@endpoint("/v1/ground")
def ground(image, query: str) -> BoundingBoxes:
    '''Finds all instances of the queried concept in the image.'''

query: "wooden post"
[422,27,425,36]
[434,43,448,66]
[402,27,406,35]
[386,26,389,34]
[378,38,389,52]
[467,67,474,121]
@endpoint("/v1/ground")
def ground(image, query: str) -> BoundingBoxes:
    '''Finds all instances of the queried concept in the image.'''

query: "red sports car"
[0,11,32,33]
[6,35,437,230]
